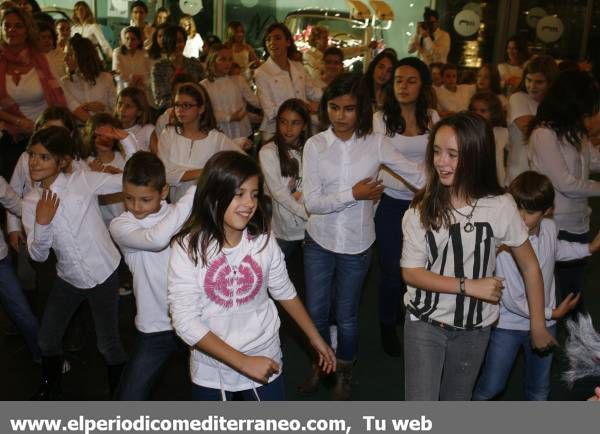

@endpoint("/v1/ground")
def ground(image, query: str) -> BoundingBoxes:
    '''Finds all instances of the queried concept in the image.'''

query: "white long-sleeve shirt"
[200,75,259,140]
[168,230,296,391]
[0,177,21,261]
[302,128,425,254]
[21,171,123,288]
[254,57,322,135]
[157,127,241,202]
[259,143,308,241]
[528,127,600,234]
[109,186,196,333]
[506,91,538,183]
[112,48,153,93]
[61,72,117,116]
[496,218,590,330]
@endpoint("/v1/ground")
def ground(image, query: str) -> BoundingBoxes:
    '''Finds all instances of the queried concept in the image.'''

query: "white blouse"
[61,72,117,116]
[200,75,259,140]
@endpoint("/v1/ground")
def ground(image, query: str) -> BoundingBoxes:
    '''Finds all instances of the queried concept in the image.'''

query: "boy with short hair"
[473,171,600,401]
[109,151,195,400]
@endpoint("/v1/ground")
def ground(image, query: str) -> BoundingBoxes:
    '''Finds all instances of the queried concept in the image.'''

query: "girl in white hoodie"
[168,151,335,400]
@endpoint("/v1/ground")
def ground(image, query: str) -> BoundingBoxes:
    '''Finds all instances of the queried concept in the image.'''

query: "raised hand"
[35,189,60,225]
[95,125,128,140]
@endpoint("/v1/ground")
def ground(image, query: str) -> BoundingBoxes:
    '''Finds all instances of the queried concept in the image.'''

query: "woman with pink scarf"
[0,6,66,178]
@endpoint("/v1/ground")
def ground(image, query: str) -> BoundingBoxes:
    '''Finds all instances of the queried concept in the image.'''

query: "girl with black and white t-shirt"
[373,57,439,357]
[401,113,556,400]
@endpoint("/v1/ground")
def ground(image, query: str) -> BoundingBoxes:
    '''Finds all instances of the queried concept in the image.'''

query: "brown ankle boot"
[298,364,322,394]
[332,359,354,400]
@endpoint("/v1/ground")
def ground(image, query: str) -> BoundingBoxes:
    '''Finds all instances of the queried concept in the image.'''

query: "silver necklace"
[452,199,478,233]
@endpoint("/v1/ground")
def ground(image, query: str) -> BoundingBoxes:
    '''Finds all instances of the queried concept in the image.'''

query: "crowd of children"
[1,1,600,402]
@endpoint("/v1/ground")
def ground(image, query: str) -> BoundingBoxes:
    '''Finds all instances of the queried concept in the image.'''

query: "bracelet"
[459,277,466,296]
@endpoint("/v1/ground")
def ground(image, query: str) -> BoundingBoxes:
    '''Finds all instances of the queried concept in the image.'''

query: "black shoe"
[380,323,402,357]
[31,356,63,400]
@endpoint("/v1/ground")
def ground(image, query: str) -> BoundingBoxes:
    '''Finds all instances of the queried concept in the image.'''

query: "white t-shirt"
[435,84,476,114]
[373,110,439,201]
[6,68,47,122]
[183,33,203,59]
[506,91,538,183]
[401,194,529,329]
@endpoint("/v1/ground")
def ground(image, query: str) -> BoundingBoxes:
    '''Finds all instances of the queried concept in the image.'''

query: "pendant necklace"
[453,199,478,233]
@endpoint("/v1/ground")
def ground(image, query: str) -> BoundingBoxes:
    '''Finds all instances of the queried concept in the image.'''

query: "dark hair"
[130,1,148,13]
[528,69,600,151]
[34,106,83,158]
[319,72,372,138]
[174,151,271,266]
[509,171,554,212]
[364,49,397,107]
[123,151,166,192]
[173,83,217,134]
[505,35,529,65]
[469,91,506,128]
[412,112,503,230]
[273,99,311,178]
[120,26,143,55]
[81,113,123,159]
[36,19,57,48]
[170,72,196,92]
[476,64,502,94]
[152,7,170,27]
[28,126,75,162]
[162,25,186,56]
[69,34,103,85]
[423,7,439,21]
[383,57,432,136]
[116,87,152,126]
[262,22,295,59]
[441,63,457,75]
[147,22,168,60]
[323,46,343,62]
[517,54,558,93]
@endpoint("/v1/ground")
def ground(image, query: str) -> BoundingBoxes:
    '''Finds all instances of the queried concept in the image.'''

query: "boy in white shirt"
[109,152,195,400]
[473,171,600,401]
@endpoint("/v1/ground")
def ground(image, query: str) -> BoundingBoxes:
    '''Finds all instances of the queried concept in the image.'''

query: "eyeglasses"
[173,103,199,111]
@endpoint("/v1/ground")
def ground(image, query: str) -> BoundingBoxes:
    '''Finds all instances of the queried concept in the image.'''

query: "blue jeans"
[0,256,41,361]
[276,238,303,260]
[374,194,411,326]
[303,233,372,361]
[191,374,285,401]
[117,329,186,400]
[472,325,557,401]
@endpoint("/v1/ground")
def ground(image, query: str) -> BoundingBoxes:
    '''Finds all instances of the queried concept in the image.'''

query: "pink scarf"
[0,44,67,137]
